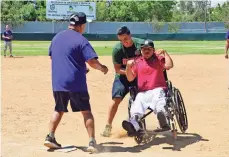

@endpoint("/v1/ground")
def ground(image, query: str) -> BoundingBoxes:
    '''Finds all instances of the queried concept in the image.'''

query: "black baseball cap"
[141,39,154,48]
[117,26,130,35]
[69,12,88,25]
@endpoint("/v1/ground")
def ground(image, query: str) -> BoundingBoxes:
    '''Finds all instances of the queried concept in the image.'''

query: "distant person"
[2,25,13,57]
[44,12,108,153]
[225,30,229,59]
[101,26,144,137]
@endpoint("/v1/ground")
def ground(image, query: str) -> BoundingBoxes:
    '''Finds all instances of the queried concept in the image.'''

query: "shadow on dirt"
[75,132,209,153]
[4,56,24,58]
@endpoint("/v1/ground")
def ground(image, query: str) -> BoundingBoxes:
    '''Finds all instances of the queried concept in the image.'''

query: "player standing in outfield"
[101,26,144,137]
[225,30,229,59]
[44,12,108,153]
[2,25,13,58]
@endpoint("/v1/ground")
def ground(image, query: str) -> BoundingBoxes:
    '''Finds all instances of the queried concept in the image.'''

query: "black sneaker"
[9,55,13,58]
[154,112,171,133]
[44,134,61,149]
[122,120,136,133]
[87,139,98,153]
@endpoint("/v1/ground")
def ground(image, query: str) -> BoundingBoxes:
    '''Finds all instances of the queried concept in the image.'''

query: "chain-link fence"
[1,21,227,34]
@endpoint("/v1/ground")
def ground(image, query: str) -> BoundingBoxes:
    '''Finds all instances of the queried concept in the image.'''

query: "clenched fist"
[155,49,167,56]
[126,59,135,68]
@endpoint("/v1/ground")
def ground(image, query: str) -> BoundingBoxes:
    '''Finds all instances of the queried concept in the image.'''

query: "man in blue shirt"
[44,12,108,153]
[225,30,229,59]
[2,25,13,57]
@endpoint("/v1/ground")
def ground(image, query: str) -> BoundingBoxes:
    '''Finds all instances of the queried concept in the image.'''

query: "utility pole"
[207,0,211,22]
[204,0,207,32]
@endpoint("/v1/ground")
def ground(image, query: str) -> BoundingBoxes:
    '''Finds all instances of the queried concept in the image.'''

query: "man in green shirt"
[101,26,144,137]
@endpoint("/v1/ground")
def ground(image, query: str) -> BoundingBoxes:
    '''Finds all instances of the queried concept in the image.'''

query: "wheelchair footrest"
[153,126,171,133]
[128,130,145,137]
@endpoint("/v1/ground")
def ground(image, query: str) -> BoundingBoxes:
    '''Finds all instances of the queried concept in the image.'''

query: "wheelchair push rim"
[174,88,188,133]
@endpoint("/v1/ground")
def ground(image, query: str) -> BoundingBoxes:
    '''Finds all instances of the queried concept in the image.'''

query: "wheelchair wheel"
[174,88,188,133]
[134,135,143,145]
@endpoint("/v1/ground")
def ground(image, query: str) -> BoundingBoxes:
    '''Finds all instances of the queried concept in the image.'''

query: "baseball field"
[1,40,229,157]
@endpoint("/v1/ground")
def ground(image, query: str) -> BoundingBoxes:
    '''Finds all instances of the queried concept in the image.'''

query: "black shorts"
[112,76,137,99]
[53,91,91,112]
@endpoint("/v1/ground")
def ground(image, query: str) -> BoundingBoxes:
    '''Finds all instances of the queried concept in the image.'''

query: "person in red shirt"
[122,39,174,134]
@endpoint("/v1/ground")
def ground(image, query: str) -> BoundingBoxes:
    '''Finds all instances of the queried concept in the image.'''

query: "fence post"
[52,21,55,33]
[88,22,90,33]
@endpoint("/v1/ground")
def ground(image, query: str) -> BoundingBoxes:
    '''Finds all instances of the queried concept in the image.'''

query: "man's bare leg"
[44,111,64,148]
[49,111,64,134]
[81,110,98,153]
[4,42,7,57]
[107,98,122,125]
[101,98,122,137]
[9,42,13,57]
[81,110,95,138]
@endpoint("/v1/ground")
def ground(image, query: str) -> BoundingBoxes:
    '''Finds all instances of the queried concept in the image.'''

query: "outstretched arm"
[114,64,126,75]
[87,58,108,74]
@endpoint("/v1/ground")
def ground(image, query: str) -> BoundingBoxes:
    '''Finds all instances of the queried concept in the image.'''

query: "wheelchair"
[126,70,188,144]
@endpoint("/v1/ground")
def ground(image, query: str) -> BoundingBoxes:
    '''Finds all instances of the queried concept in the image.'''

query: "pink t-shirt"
[132,55,167,92]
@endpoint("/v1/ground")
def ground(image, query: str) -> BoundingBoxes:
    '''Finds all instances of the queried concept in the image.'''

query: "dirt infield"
[2,55,229,157]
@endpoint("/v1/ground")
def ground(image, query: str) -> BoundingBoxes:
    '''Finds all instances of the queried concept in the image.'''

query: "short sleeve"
[226,31,229,39]
[81,42,98,62]
[3,32,6,36]
[135,38,145,50]
[112,47,122,64]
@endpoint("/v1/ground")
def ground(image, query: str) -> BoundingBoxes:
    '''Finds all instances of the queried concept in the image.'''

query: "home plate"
[47,145,77,153]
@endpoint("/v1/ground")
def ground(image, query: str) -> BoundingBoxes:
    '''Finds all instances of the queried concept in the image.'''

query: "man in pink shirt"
[122,39,174,134]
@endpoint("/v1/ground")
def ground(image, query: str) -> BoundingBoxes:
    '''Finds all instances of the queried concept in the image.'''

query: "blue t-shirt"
[49,29,98,92]
[226,30,229,39]
[3,30,12,42]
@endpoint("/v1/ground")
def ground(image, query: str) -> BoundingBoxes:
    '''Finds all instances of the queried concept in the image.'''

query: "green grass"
[1,40,225,56]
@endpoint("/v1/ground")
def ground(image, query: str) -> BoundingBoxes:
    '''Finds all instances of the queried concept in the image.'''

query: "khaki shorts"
[4,41,12,52]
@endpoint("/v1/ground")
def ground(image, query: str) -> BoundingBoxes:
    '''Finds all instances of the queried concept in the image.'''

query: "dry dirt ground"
[1,55,229,157]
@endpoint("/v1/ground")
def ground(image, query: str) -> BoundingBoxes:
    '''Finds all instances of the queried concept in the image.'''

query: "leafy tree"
[210,2,229,22]
[95,1,176,22]
[1,1,25,27]
[172,0,210,22]
[1,0,228,24]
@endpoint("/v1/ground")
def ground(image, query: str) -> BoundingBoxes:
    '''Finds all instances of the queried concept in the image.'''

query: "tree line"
[1,0,229,27]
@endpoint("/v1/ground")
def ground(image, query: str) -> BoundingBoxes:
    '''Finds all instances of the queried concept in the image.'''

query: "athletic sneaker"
[122,120,136,133]
[9,55,13,58]
[87,139,98,153]
[155,112,171,132]
[101,125,112,137]
[44,134,61,149]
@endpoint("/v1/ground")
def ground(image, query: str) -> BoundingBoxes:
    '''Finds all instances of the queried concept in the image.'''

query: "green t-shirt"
[112,38,144,77]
